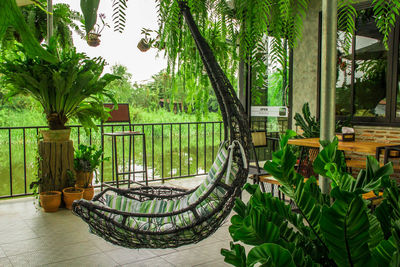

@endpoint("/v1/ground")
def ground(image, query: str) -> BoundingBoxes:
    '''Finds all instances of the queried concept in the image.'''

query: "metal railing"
[0,122,280,199]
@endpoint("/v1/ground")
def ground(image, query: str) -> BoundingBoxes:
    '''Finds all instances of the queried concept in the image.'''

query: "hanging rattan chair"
[72,0,252,249]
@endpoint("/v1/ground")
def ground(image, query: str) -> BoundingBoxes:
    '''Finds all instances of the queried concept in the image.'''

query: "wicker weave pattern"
[72,0,251,249]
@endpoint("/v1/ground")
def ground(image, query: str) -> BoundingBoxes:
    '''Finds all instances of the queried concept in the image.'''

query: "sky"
[54,0,168,83]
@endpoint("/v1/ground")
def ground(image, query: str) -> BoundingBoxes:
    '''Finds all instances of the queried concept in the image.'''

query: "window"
[318,3,400,125]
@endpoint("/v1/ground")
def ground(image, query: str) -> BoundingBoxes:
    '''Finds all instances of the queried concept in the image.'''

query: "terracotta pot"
[75,171,94,188]
[137,38,151,52]
[39,191,62,212]
[62,187,83,209]
[87,33,101,47]
[41,129,71,142]
[75,185,95,200]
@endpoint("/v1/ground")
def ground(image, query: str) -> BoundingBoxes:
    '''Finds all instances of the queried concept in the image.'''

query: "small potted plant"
[137,28,156,52]
[73,144,107,200]
[87,13,109,47]
[30,177,62,212]
[62,171,83,209]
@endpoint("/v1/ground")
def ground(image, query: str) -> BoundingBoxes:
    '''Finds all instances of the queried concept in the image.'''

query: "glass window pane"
[353,14,387,118]
[336,31,352,116]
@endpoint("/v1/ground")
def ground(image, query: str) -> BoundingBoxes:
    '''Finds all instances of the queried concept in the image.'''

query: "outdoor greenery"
[294,103,351,138]
[1,0,84,50]
[74,144,105,172]
[0,40,118,132]
[222,131,400,266]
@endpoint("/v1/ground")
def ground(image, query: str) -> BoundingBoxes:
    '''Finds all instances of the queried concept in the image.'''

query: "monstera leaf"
[320,187,376,267]
[0,0,57,63]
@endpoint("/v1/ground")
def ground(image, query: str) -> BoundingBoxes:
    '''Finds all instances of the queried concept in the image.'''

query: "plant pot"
[87,33,101,47]
[41,129,71,142]
[75,171,94,188]
[62,187,83,209]
[75,185,95,200]
[137,38,151,52]
[39,191,62,212]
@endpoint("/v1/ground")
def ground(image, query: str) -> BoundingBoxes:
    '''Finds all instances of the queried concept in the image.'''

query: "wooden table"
[288,138,400,156]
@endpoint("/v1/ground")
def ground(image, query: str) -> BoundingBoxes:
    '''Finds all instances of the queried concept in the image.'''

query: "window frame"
[317,1,400,126]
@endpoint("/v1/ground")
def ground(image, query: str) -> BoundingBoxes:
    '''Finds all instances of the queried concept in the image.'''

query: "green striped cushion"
[102,143,238,231]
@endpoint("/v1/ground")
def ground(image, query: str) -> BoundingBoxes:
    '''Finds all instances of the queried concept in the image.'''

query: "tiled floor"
[0,176,249,267]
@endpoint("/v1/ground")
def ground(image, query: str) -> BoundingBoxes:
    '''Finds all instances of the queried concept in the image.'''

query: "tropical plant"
[294,103,352,138]
[0,40,118,132]
[74,144,105,173]
[0,0,56,63]
[221,131,400,266]
[2,1,84,50]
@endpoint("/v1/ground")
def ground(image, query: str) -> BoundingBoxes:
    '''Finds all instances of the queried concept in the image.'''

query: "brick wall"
[349,125,400,179]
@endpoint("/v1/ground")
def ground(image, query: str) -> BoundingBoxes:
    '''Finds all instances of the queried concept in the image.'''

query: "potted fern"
[73,144,106,200]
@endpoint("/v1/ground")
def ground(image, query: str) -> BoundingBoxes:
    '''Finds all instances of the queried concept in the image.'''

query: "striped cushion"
[103,143,239,231]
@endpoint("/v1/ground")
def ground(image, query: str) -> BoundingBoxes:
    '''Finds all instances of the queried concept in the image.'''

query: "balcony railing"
[0,122,279,199]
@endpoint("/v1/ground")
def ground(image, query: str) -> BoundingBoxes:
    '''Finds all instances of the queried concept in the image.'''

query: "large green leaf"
[231,208,280,246]
[247,243,296,267]
[80,0,100,34]
[221,242,247,267]
[320,188,375,267]
[0,0,57,63]
[372,236,397,267]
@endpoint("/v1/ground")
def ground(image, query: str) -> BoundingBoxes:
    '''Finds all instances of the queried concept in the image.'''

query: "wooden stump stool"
[38,140,74,192]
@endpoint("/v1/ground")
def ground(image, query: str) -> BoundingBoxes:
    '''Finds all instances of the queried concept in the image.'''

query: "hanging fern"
[112,0,128,33]
[372,0,400,47]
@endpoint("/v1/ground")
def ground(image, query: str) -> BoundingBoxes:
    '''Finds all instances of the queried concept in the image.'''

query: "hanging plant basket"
[137,38,151,52]
[87,33,101,47]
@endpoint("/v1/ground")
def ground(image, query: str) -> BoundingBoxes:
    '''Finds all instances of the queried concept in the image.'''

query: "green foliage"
[294,103,352,138]
[0,40,118,132]
[0,0,57,63]
[222,131,400,266]
[2,1,85,50]
[80,0,100,35]
[112,0,128,33]
[74,144,105,172]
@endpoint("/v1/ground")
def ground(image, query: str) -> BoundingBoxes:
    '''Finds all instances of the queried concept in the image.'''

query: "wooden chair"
[101,103,148,188]
[248,131,279,194]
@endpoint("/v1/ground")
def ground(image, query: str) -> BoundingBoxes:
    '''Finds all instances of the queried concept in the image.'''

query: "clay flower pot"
[75,171,94,188]
[62,187,83,209]
[41,129,71,142]
[75,185,95,200]
[39,191,62,212]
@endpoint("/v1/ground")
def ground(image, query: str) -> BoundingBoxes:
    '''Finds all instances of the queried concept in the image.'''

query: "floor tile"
[123,257,175,267]
[106,247,157,265]
[0,237,48,256]
[0,227,38,245]
[161,248,211,266]
[194,258,231,267]
[8,240,101,266]
[44,252,118,267]
[0,256,12,267]
[0,247,5,258]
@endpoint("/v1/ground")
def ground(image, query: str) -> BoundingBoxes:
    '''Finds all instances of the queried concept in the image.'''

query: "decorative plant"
[86,13,110,47]
[221,130,400,266]
[137,28,156,52]
[294,103,352,138]
[0,0,56,63]
[74,144,107,187]
[2,1,85,50]
[0,40,118,132]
